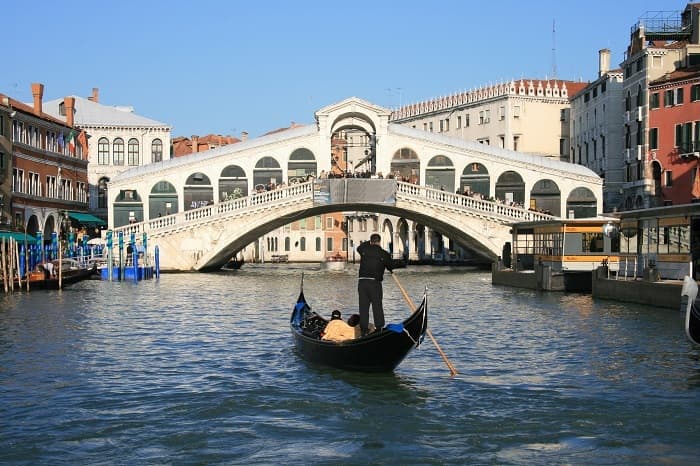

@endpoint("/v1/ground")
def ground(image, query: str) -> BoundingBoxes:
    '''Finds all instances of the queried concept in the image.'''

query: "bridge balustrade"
[112,181,315,238]
[111,179,551,240]
[396,183,553,223]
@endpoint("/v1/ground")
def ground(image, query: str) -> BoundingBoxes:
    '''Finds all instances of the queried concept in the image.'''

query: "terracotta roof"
[171,134,241,157]
[0,94,71,128]
[649,66,700,86]
[663,40,689,50]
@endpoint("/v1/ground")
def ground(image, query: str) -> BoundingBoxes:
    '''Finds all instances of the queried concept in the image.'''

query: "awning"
[0,231,38,244]
[67,211,107,226]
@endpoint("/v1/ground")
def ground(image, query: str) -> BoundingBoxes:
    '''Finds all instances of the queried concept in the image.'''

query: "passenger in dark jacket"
[357,233,394,336]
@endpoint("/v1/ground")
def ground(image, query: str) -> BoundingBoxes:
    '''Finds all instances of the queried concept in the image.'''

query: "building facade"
[648,67,700,205]
[390,79,588,162]
[43,88,171,222]
[569,49,626,212]
[0,97,12,227]
[619,3,700,209]
[0,83,89,237]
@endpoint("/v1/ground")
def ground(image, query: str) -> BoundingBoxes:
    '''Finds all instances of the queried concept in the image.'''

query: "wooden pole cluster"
[1,237,29,293]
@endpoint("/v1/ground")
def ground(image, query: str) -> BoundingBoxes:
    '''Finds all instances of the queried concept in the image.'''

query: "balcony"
[678,140,700,158]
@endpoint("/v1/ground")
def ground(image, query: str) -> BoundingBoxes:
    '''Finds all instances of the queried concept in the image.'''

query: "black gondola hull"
[290,290,428,372]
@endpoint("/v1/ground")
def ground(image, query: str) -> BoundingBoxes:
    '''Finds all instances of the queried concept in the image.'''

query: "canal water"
[1,265,699,465]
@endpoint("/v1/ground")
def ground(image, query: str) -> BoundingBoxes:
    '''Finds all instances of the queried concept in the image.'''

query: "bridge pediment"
[315,96,391,119]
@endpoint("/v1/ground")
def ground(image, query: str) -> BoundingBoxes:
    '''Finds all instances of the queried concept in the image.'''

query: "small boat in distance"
[290,276,428,372]
[322,253,346,271]
[681,276,700,346]
[221,255,244,271]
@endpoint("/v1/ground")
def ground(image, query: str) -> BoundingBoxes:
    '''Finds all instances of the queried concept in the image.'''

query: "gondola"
[681,276,700,345]
[221,256,244,271]
[290,278,428,372]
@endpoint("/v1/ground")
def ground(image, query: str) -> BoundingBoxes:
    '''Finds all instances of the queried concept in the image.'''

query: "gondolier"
[357,233,394,336]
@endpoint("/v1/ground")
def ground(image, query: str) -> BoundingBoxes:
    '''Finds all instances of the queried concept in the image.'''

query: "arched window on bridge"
[460,163,490,197]
[219,165,248,201]
[390,148,420,184]
[184,172,213,210]
[113,189,143,227]
[495,171,525,205]
[285,237,290,251]
[530,179,561,216]
[566,187,598,218]
[315,237,321,252]
[254,157,282,190]
[300,237,306,251]
[425,155,455,192]
[149,181,178,219]
[288,148,316,184]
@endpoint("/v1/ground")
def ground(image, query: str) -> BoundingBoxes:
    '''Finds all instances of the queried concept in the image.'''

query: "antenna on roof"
[552,19,557,79]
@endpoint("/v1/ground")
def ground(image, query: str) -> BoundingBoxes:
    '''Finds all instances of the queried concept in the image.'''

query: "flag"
[57,132,65,149]
[77,130,89,157]
[66,129,77,155]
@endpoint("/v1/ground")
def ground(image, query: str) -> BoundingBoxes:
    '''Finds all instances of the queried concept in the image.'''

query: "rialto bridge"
[107,97,603,271]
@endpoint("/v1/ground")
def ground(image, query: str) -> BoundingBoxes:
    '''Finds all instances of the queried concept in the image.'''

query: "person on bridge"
[357,233,394,337]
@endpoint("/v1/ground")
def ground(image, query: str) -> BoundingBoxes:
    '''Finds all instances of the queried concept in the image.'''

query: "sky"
[4,0,685,139]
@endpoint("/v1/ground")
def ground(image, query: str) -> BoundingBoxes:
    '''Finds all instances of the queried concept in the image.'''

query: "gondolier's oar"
[391,273,457,377]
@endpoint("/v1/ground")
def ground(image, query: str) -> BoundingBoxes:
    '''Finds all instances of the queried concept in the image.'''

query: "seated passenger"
[321,310,356,342]
[347,313,375,338]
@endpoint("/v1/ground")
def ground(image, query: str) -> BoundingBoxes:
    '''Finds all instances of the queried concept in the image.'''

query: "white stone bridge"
[107,97,603,271]
[112,179,554,271]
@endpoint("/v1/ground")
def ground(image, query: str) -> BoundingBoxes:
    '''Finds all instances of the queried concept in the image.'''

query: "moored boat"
[18,259,97,290]
[290,277,428,372]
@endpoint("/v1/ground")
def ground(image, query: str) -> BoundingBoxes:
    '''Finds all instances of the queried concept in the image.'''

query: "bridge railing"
[396,182,554,223]
[112,181,314,238]
[111,179,552,240]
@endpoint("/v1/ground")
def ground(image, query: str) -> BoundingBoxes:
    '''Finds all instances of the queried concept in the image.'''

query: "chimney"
[192,135,199,153]
[88,87,99,103]
[31,83,44,115]
[598,49,610,77]
[64,97,75,127]
[241,131,248,142]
